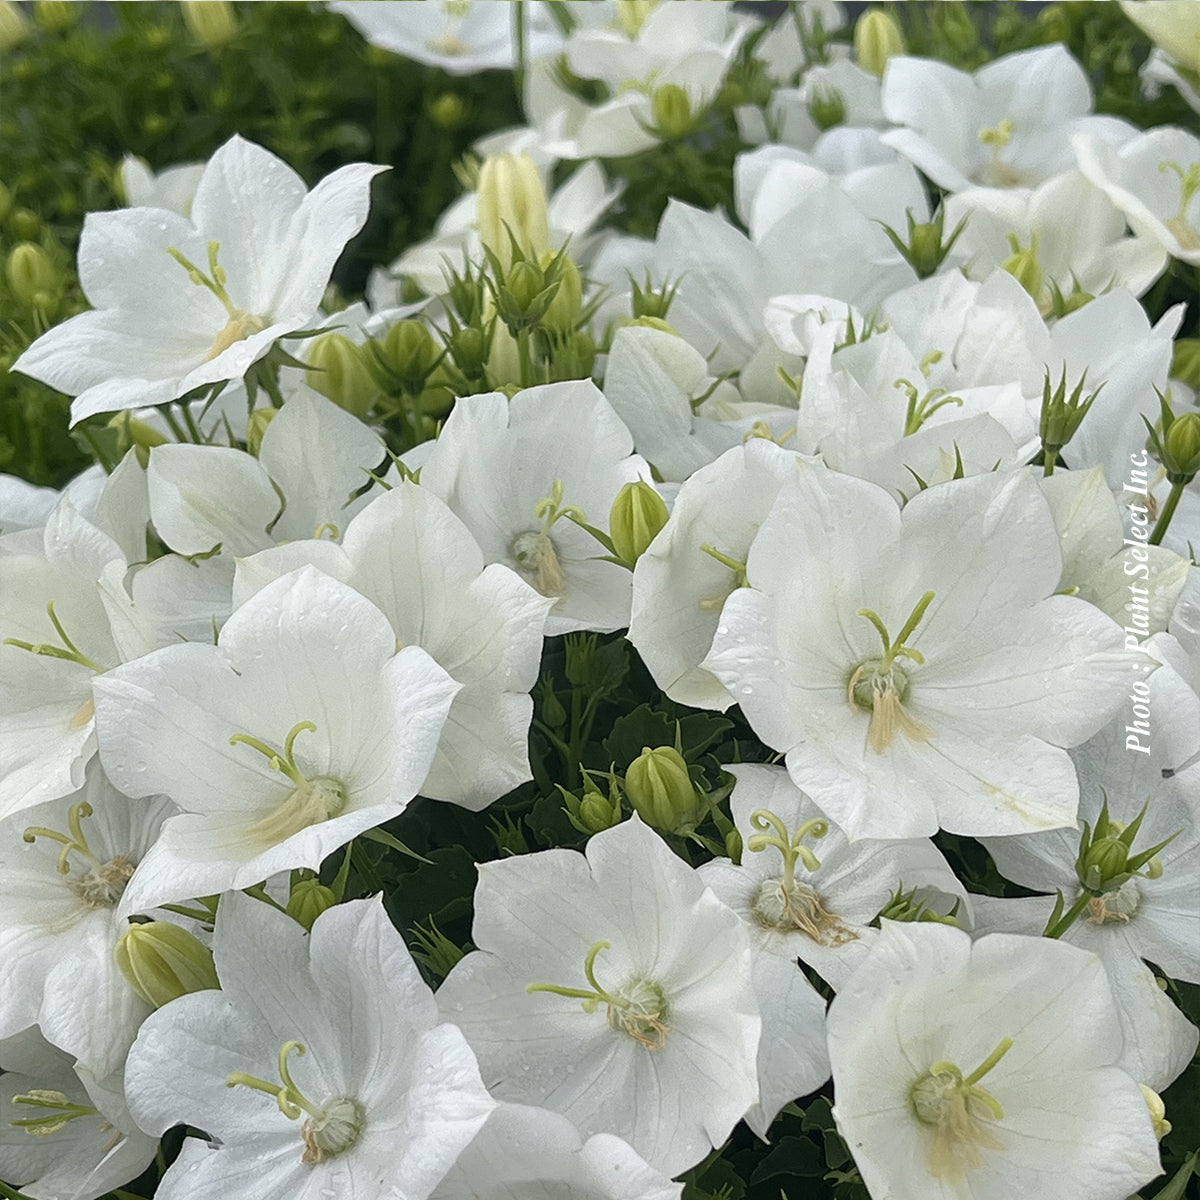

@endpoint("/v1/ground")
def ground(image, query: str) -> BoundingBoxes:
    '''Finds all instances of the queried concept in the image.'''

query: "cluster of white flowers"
[2,2,1198,1199]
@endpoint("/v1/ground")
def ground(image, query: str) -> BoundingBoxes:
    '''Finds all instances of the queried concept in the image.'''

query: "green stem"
[1148,482,1184,546]
[517,327,534,388]
[1043,890,1092,940]
[513,0,527,109]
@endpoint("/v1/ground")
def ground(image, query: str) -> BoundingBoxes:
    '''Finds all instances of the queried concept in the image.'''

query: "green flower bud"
[624,746,700,835]
[246,407,279,456]
[1082,834,1129,886]
[415,382,455,417]
[0,1,32,51]
[286,879,338,930]
[540,254,583,333]
[0,182,13,225]
[610,480,669,567]
[477,152,551,269]
[6,242,57,308]
[561,769,623,836]
[807,87,846,132]
[627,315,677,334]
[115,922,219,1008]
[545,328,596,383]
[854,10,907,77]
[181,0,237,48]
[33,1,78,32]
[447,323,490,380]
[8,208,40,240]
[306,332,378,419]
[372,320,439,396]
[1002,233,1043,304]
[107,413,168,468]
[1163,410,1200,480]
[507,258,546,312]
[428,92,466,130]
[1172,339,1200,391]
[650,84,695,140]
[724,827,743,864]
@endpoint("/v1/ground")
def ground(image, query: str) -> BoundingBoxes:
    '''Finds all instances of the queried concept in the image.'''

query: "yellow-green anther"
[978,119,1015,148]
[230,721,318,791]
[23,800,97,875]
[227,1041,322,1121]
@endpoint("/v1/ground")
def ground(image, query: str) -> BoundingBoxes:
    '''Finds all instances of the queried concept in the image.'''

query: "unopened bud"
[181,0,237,48]
[1082,834,1129,885]
[625,746,700,835]
[546,329,596,382]
[610,480,669,567]
[374,320,439,396]
[0,183,12,225]
[477,153,550,269]
[9,208,40,240]
[724,828,743,863]
[286,879,338,930]
[115,922,219,1008]
[0,1,32,50]
[6,243,57,308]
[246,407,279,456]
[428,92,466,130]
[540,254,583,333]
[650,84,695,140]
[561,770,623,836]
[1139,1085,1171,1140]
[855,10,907,76]
[1164,410,1200,480]
[107,413,168,467]
[306,332,378,419]
[506,258,545,311]
[1002,233,1043,303]
[807,87,846,131]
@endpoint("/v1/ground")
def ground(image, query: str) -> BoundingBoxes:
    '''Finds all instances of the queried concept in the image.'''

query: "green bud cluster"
[1074,797,1176,896]
[879,206,969,280]
[1038,366,1102,475]
[560,767,624,836]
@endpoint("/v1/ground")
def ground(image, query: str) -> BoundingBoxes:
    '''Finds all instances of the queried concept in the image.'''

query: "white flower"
[14,135,386,424]
[0,764,174,1078]
[93,566,459,913]
[1074,126,1200,266]
[419,381,648,635]
[828,922,1162,1200]
[437,816,761,1176]
[118,155,204,216]
[628,439,800,710]
[431,1103,681,1200]
[702,466,1135,839]
[942,169,1168,308]
[881,45,1118,191]
[234,481,554,810]
[332,0,562,74]
[0,1028,157,1200]
[125,892,495,1200]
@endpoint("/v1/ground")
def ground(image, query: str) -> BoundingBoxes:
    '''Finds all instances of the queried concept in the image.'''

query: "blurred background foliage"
[0,0,1193,488]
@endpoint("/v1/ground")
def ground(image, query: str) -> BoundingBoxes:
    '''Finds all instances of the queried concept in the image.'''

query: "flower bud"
[428,92,466,130]
[306,332,378,419]
[372,320,439,396]
[6,242,57,308]
[724,827,743,863]
[540,254,582,333]
[506,258,545,312]
[287,879,338,930]
[545,329,596,383]
[107,413,168,468]
[8,208,40,240]
[0,1,32,51]
[1082,833,1129,886]
[1163,411,1200,480]
[561,770,623,836]
[477,153,550,269]
[610,480,669,567]
[181,0,237,48]
[1002,234,1043,304]
[34,1,77,32]
[1172,339,1200,390]
[807,87,846,131]
[624,746,700,835]
[115,922,219,1008]
[1139,1085,1172,1140]
[246,407,279,456]
[854,10,907,77]
[0,182,13,225]
[650,84,695,140]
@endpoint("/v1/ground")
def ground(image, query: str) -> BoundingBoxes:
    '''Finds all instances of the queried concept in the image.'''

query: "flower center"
[1085,876,1141,925]
[528,940,672,1050]
[848,592,936,753]
[227,1042,365,1165]
[976,119,1028,187]
[23,801,135,909]
[509,478,591,599]
[167,240,268,361]
[751,877,857,944]
[1159,160,1200,252]
[909,1038,1013,1181]
[229,721,350,846]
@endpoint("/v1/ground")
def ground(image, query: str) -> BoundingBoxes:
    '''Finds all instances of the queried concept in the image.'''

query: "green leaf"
[749,1135,825,1184]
